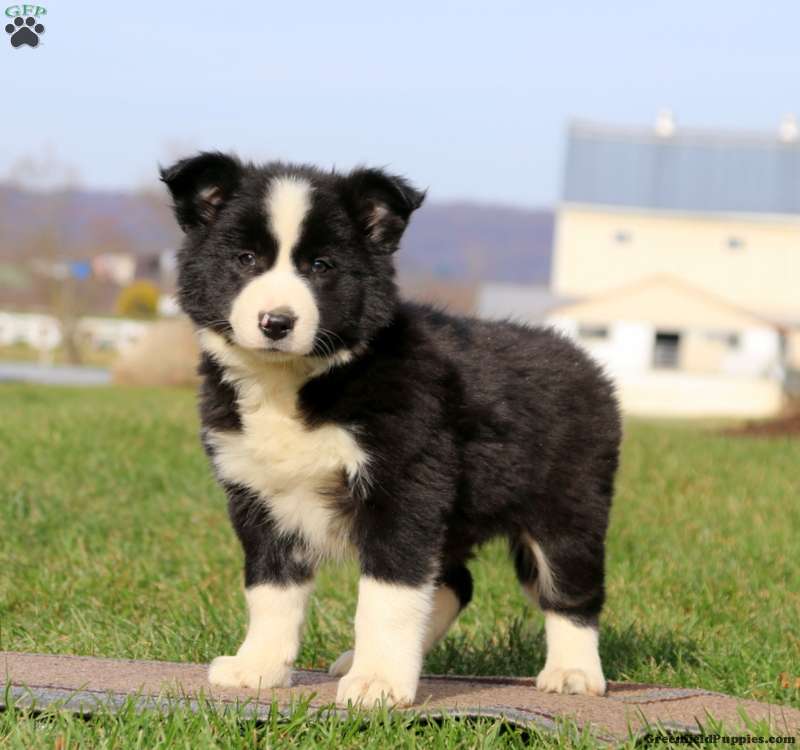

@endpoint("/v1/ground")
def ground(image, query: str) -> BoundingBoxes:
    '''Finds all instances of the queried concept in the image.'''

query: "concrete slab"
[2,652,798,743]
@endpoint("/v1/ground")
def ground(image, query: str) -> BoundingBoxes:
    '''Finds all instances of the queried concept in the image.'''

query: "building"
[0,312,61,351]
[552,116,800,337]
[0,311,150,354]
[546,276,785,418]
[479,115,800,417]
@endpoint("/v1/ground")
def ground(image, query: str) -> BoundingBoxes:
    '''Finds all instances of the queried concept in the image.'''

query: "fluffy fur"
[161,152,621,706]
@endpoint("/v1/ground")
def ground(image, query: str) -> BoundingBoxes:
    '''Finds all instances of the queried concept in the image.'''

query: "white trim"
[559,201,800,226]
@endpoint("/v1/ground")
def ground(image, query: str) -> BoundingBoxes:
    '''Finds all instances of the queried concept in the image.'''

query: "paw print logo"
[5,16,45,48]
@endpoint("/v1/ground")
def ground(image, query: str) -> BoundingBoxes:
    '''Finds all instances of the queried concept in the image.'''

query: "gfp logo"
[5,5,46,48]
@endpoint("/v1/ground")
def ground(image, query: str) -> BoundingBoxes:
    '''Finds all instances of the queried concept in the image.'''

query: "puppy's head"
[161,152,424,361]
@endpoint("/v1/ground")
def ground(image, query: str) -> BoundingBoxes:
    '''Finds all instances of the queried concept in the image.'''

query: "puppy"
[161,152,621,707]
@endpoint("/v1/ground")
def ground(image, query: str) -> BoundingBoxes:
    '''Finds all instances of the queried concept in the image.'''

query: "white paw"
[336,671,415,708]
[328,649,354,676]
[208,654,291,690]
[536,665,606,696]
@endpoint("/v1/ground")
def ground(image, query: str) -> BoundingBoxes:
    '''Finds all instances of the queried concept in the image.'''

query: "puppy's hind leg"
[423,565,473,653]
[514,533,607,696]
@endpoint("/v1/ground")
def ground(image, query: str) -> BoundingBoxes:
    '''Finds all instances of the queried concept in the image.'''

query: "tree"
[5,152,88,364]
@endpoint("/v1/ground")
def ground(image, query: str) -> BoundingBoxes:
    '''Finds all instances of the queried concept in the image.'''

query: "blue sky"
[1,1,798,206]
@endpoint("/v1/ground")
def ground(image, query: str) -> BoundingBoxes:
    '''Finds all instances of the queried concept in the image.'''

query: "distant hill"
[0,185,179,261]
[403,201,553,283]
[0,185,553,284]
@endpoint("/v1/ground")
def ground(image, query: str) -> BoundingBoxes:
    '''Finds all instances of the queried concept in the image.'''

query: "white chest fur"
[202,332,368,560]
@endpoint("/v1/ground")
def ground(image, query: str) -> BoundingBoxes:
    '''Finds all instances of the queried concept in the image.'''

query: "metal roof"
[563,121,800,215]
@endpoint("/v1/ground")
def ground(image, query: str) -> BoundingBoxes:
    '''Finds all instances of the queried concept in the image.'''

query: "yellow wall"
[552,205,800,323]
[681,333,728,373]
[552,277,766,330]
[614,372,784,418]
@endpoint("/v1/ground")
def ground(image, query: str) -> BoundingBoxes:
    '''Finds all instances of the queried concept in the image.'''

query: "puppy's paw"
[536,665,606,696]
[336,671,415,708]
[328,649,354,676]
[208,654,291,690]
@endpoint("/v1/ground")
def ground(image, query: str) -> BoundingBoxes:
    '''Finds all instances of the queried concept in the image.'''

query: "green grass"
[1,384,798,747]
[0,693,611,750]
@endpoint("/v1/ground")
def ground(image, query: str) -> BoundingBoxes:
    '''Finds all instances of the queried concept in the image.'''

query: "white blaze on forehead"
[227,176,319,354]
[265,176,313,268]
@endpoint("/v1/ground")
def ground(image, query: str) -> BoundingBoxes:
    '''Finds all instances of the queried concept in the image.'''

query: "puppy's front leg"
[209,581,312,689]
[208,486,315,690]
[336,576,435,707]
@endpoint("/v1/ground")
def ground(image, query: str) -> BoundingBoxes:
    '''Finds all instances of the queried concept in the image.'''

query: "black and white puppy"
[161,152,621,707]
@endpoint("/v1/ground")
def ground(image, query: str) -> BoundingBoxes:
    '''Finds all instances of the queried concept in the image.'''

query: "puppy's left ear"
[343,168,425,253]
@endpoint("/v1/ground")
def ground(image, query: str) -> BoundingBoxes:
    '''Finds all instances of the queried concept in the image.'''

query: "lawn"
[1,384,798,748]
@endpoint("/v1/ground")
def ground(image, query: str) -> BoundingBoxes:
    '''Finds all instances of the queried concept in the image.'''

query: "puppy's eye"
[237,252,256,268]
[311,258,333,274]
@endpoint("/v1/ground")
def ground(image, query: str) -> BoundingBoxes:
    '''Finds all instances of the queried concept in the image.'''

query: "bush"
[116,280,160,319]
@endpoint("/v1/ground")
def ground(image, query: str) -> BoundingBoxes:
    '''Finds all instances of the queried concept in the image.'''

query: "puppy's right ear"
[160,152,243,232]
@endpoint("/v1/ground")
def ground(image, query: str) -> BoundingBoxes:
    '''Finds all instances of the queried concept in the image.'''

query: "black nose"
[258,308,296,341]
